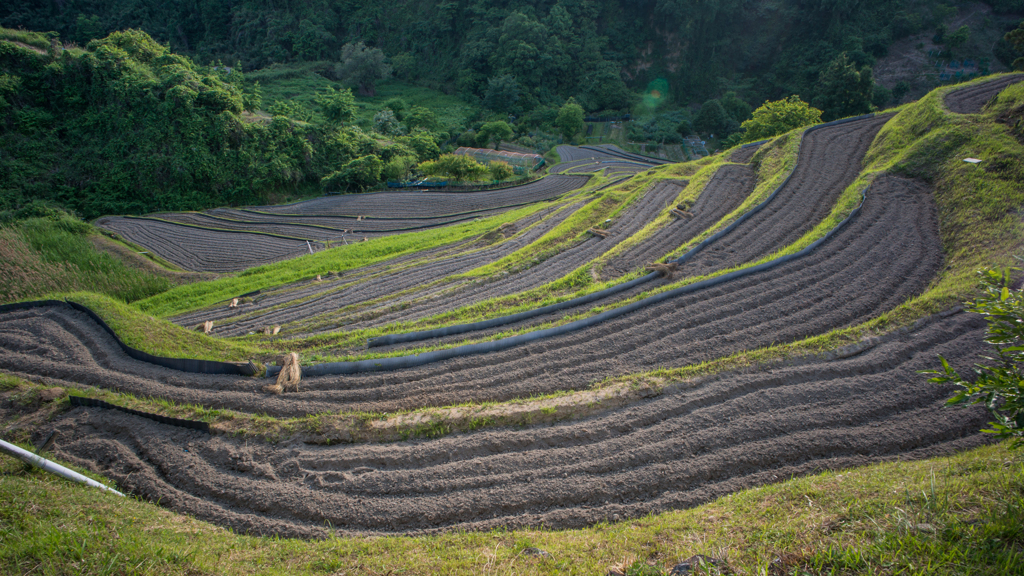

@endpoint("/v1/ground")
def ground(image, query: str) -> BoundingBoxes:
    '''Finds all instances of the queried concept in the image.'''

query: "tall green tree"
[334,42,391,96]
[554,97,584,142]
[812,52,874,121]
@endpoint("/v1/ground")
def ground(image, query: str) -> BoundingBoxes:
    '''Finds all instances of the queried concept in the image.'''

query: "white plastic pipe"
[0,438,124,497]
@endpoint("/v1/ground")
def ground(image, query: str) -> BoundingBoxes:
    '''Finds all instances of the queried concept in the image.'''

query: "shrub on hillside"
[925,269,1024,447]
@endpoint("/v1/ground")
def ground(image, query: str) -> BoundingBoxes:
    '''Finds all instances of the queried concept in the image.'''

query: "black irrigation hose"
[364,116,875,349]
[70,395,211,433]
[0,300,258,376]
[269,184,868,379]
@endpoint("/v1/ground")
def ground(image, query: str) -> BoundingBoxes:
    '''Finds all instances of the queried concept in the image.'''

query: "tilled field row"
[600,165,756,279]
[341,115,886,345]
[174,201,586,336]
[251,176,589,217]
[33,310,989,537]
[332,179,688,332]
[673,115,889,278]
[95,218,320,273]
[943,74,1023,114]
[0,175,942,420]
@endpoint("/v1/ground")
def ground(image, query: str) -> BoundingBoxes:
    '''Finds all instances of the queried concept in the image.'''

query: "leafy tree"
[483,74,520,113]
[720,92,752,123]
[475,121,513,148]
[892,81,910,104]
[382,155,417,182]
[267,100,314,122]
[382,98,408,120]
[419,154,488,181]
[740,96,823,142]
[404,106,439,131]
[925,269,1024,447]
[397,132,441,162]
[321,155,383,192]
[812,52,874,121]
[373,109,404,135]
[489,160,513,181]
[945,25,970,51]
[554,98,584,142]
[1007,22,1024,70]
[292,19,334,61]
[314,87,356,125]
[693,99,730,136]
[334,42,391,96]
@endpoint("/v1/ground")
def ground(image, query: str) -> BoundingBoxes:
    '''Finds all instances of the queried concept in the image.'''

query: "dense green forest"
[0,29,451,219]
[2,1,1023,220]
[4,0,1023,110]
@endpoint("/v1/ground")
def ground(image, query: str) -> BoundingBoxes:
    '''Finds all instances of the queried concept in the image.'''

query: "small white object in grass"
[964,158,982,164]
[605,218,611,222]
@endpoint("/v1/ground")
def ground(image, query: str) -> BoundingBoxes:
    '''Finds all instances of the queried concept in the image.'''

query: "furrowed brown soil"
[0,175,942,419]
[601,165,755,279]
[332,178,686,332]
[728,143,763,163]
[943,74,1024,114]
[95,176,589,274]
[95,217,321,273]
[677,115,890,278]
[170,201,583,337]
[34,310,989,537]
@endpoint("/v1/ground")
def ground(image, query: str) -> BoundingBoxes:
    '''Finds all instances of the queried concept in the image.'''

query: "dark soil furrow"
[676,115,890,278]
[253,176,589,217]
[601,165,755,279]
[0,176,940,419]
[40,310,989,537]
[182,201,585,337]
[95,218,318,273]
[336,179,687,331]
[943,74,1024,114]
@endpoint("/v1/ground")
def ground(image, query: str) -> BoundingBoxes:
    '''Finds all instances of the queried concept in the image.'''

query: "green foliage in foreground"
[927,269,1024,446]
[0,437,1021,575]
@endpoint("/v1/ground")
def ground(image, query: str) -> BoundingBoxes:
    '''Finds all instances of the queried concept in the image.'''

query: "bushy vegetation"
[927,269,1024,446]
[0,29,452,219]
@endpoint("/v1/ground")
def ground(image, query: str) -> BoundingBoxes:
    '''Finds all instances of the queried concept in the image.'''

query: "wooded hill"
[4,0,1023,113]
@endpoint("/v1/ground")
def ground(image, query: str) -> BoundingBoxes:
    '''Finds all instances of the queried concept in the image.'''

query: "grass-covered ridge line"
[1,409,1020,576]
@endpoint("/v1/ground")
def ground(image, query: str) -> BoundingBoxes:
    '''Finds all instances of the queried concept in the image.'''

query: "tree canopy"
[740,96,823,142]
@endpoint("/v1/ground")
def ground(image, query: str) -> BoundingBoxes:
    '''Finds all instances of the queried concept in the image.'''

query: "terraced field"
[3,75,1023,540]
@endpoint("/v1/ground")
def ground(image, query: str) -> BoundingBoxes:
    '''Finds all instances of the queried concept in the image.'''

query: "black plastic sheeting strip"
[273,183,869,378]
[0,300,258,376]
[238,176,591,221]
[579,145,673,165]
[364,115,877,350]
[69,395,211,433]
[740,139,769,149]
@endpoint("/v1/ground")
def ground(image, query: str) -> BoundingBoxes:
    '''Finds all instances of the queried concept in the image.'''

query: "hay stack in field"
[229,298,239,308]
[261,325,282,336]
[645,262,679,276]
[263,352,300,394]
[195,320,213,334]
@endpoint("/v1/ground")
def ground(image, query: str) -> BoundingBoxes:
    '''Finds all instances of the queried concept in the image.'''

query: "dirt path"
[37,310,989,537]
[943,74,1024,114]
